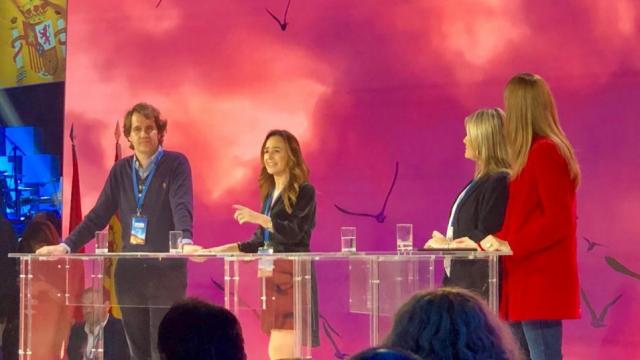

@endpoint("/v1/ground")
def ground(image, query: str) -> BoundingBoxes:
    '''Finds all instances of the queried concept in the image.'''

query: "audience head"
[80,287,110,328]
[383,287,521,360]
[158,298,246,360]
[350,347,422,360]
[18,219,59,253]
[32,211,62,236]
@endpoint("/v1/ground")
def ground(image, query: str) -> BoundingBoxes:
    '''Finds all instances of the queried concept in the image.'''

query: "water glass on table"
[95,230,108,254]
[340,227,357,252]
[396,224,413,252]
[169,231,184,254]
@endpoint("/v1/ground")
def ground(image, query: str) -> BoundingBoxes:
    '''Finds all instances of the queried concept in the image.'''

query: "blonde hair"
[465,108,510,179]
[504,73,580,186]
[258,130,309,213]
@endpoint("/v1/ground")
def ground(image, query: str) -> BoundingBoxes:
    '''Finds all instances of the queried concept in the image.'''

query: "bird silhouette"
[265,0,291,31]
[335,161,399,223]
[583,237,604,252]
[580,288,622,328]
[320,315,349,359]
[605,256,640,281]
[210,278,260,319]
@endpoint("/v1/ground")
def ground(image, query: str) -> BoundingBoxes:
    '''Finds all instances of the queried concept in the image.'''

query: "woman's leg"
[268,329,295,360]
[510,321,532,360]
[521,320,563,360]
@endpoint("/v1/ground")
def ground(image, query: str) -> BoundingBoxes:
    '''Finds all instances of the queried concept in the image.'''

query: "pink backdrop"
[63,0,640,358]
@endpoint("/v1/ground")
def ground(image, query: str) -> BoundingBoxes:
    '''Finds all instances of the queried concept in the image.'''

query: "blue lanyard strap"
[262,192,273,246]
[132,149,164,215]
[448,180,476,228]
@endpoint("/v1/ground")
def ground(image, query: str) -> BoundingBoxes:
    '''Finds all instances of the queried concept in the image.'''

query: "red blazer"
[497,137,580,321]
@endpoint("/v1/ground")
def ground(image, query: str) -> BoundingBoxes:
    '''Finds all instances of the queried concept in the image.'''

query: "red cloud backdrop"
[63,1,640,358]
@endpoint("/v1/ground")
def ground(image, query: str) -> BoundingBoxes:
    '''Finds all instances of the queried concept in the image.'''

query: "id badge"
[130,216,148,245]
[258,246,274,276]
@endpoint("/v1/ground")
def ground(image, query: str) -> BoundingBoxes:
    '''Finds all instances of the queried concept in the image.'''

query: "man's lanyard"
[262,192,273,246]
[132,149,164,216]
[85,321,105,359]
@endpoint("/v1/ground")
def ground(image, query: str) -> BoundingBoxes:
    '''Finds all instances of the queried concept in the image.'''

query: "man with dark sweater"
[38,103,200,360]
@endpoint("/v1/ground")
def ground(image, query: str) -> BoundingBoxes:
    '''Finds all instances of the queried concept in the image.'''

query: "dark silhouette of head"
[18,220,60,253]
[158,298,246,360]
[79,287,111,329]
[32,211,62,236]
[350,347,422,360]
[383,288,521,360]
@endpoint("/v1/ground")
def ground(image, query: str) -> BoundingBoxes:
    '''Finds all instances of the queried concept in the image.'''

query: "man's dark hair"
[157,298,246,360]
[350,347,422,360]
[382,288,522,360]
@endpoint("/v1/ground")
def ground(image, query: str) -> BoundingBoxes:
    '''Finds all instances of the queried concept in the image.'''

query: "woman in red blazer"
[481,73,581,360]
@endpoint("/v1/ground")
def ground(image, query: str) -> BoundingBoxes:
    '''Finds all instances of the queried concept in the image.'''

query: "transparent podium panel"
[17,257,86,360]
[222,251,508,359]
[12,254,221,360]
[11,250,509,360]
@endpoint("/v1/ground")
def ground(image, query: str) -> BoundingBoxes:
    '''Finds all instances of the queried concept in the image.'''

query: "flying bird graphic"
[320,315,349,359]
[580,288,622,328]
[210,278,260,319]
[605,256,640,281]
[266,0,291,31]
[583,237,604,252]
[335,161,399,223]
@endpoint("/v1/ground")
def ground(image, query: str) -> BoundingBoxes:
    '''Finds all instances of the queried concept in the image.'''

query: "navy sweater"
[65,151,193,252]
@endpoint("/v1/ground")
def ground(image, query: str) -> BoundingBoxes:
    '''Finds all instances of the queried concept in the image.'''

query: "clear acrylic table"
[10,250,510,359]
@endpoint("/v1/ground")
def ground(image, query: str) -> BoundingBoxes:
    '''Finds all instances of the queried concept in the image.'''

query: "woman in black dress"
[207,129,317,359]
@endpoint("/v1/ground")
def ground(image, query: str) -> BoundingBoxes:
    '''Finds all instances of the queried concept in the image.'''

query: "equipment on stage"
[1,126,62,222]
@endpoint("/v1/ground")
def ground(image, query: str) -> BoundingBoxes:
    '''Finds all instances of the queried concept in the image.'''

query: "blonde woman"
[425,108,510,299]
[481,73,580,359]
[205,129,318,359]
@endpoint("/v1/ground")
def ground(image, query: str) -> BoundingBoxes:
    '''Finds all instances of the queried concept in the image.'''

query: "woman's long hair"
[382,288,522,360]
[465,108,510,179]
[17,220,60,253]
[504,73,580,186]
[258,130,309,213]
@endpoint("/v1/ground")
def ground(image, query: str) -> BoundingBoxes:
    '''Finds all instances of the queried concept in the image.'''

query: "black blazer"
[444,171,508,299]
[67,315,130,360]
[238,183,316,253]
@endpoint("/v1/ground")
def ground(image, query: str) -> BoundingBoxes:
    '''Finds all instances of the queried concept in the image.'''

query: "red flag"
[114,120,122,161]
[105,120,124,318]
[69,123,83,250]
[68,124,85,322]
